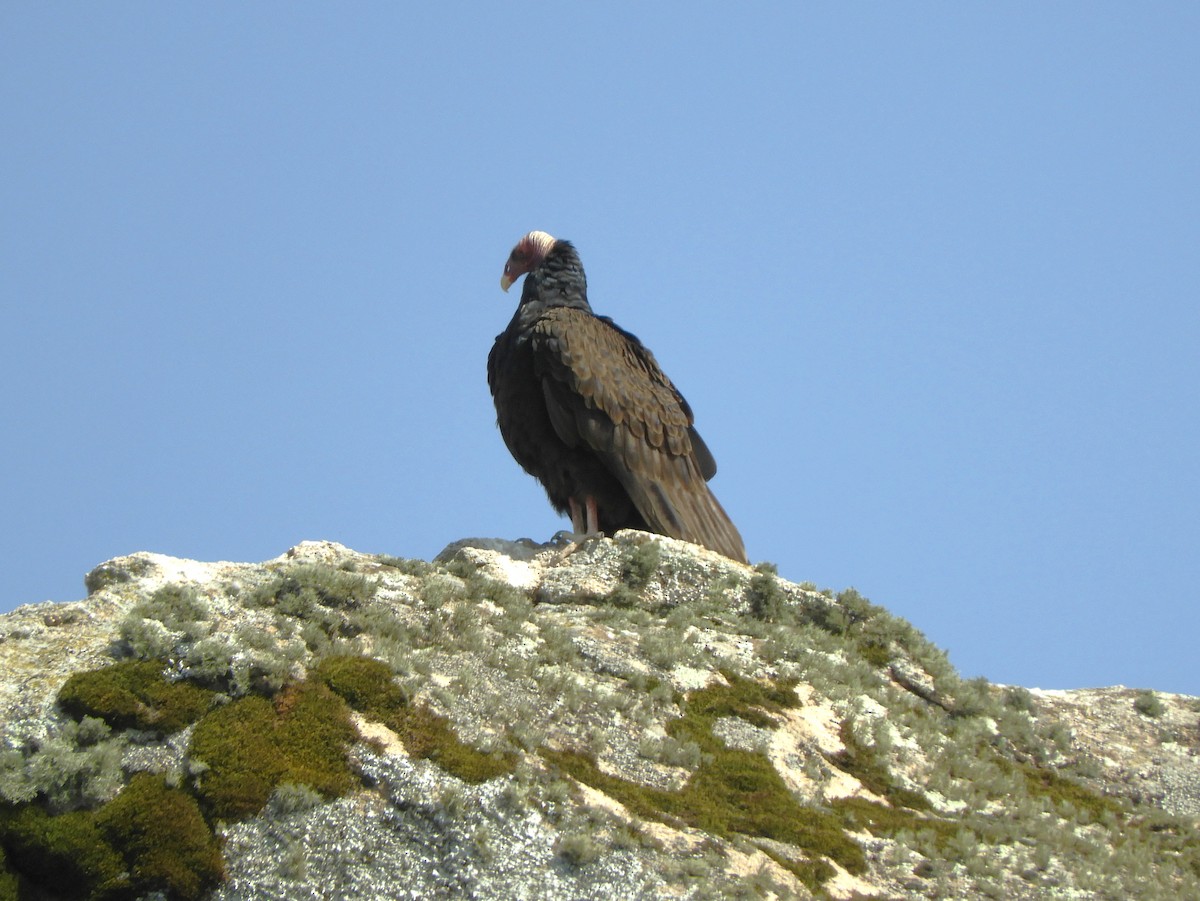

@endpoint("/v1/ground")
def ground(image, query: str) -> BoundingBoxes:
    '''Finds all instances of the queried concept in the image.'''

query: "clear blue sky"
[3,5,1197,694]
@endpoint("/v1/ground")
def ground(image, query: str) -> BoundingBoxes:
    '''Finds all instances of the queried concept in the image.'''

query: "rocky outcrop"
[1,534,1198,899]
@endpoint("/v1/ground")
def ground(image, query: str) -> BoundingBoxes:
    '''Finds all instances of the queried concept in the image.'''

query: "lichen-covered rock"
[1,533,1198,899]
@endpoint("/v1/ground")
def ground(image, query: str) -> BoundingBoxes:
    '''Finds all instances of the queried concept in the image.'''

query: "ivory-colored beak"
[500,274,513,292]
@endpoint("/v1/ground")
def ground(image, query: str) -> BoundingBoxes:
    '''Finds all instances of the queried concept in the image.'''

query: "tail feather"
[629,461,747,563]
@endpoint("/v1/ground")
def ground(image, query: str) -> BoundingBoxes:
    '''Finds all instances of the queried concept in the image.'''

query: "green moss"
[760,847,835,893]
[58,659,214,734]
[315,653,407,708]
[191,698,280,820]
[420,721,517,783]
[188,680,358,820]
[545,673,866,884]
[829,721,929,811]
[6,661,366,898]
[0,804,127,899]
[547,747,864,879]
[0,846,16,901]
[0,776,222,901]
[1016,761,1126,820]
[96,775,223,899]
[314,655,516,784]
[670,670,797,737]
[833,796,958,846]
[687,748,860,862]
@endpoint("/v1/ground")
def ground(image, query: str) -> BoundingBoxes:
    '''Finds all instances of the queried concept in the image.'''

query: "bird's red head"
[500,230,557,292]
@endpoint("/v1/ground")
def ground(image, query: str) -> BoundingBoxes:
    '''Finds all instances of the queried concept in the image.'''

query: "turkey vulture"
[488,230,748,564]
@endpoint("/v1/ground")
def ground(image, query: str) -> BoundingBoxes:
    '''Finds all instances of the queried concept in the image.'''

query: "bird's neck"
[519,248,591,314]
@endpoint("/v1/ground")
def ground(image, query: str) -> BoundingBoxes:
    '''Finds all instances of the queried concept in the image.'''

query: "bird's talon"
[548,530,607,562]
[550,530,605,547]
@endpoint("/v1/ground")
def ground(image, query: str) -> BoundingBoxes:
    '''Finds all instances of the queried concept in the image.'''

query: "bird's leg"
[569,497,586,535]
[551,497,605,555]
[566,497,601,539]
[586,496,599,535]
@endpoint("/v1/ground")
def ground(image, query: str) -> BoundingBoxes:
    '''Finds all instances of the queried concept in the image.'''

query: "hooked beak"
[500,274,513,292]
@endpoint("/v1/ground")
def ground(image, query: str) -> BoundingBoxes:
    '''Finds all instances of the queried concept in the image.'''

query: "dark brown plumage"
[488,231,747,563]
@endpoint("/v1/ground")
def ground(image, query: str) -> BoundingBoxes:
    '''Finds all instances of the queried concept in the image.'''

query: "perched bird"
[488,230,747,563]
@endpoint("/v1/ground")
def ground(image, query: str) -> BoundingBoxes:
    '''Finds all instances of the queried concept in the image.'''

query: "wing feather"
[531,308,746,562]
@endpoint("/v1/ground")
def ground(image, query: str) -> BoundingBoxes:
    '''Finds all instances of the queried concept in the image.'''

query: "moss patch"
[314,655,515,783]
[546,747,864,880]
[188,680,358,821]
[0,845,16,901]
[58,659,214,734]
[0,776,221,901]
[545,673,866,883]
[0,804,126,899]
[671,671,798,734]
[833,795,959,847]
[96,774,223,899]
[828,721,930,811]
[1016,760,1126,820]
[761,847,836,894]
